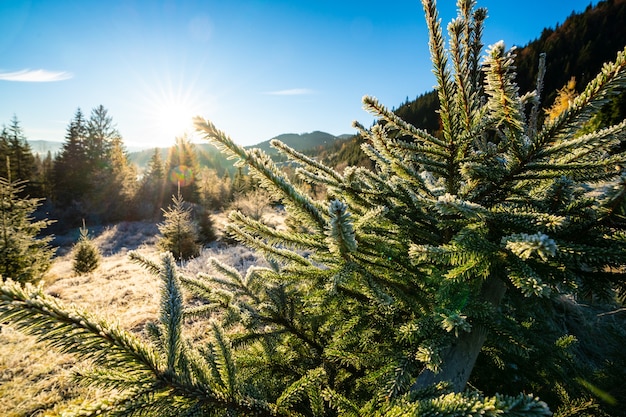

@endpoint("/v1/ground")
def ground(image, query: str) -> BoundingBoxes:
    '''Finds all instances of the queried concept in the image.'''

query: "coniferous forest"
[1,0,626,416]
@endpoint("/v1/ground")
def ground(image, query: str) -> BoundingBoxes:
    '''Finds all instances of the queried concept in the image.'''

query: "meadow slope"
[0,217,270,417]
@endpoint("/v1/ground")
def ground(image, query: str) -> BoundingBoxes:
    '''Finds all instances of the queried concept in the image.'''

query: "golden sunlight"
[138,76,203,147]
[153,98,196,142]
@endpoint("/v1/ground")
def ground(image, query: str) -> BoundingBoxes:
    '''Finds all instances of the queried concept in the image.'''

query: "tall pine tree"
[86,104,117,169]
[84,105,124,222]
[99,136,138,221]
[1,0,626,415]
[53,105,135,224]
[52,108,90,210]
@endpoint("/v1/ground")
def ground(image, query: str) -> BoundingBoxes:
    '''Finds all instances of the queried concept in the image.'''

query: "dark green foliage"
[85,104,117,166]
[157,191,201,261]
[394,91,441,133]
[189,0,626,412]
[72,222,101,274]
[515,0,626,106]
[0,251,550,416]
[136,148,168,219]
[51,106,138,227]
[52,108,90,210]
[0,173,55,284]
[472,295,626,417]
[32,151,54,199]
[95,137,138,222]
[195,207,217,244]
[318,134,373,172]
[83,107,137,223]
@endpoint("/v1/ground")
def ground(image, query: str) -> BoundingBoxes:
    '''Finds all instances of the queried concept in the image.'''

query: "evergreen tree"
[84,106,126,222]
[53,105,136,224]
[1,1,626,416]
[98,136,138,222]
[72,221,101,274]
[4,116,35,181]
[0,127,9,180]
[86,104,118,169]
[52,108,90,211]
[157,190,200,261]
[0,116,37,195]
[196,206,217,244]
[33,150,54,199]
[0,162,55,284]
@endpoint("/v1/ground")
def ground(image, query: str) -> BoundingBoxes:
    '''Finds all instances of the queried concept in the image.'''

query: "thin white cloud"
[264,88,315,96]
[0,69,73,82]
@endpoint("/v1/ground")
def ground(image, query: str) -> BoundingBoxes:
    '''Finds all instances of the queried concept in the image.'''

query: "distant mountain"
[127,131,351,173]
[128,143,234,175]
[27,140,63,156]
[249,131,345,156]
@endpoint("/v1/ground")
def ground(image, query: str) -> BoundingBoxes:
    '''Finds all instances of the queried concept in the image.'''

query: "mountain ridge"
[120,130,353,172]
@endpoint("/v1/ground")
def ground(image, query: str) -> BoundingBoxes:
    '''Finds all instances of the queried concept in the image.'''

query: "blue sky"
[1,0,599,148]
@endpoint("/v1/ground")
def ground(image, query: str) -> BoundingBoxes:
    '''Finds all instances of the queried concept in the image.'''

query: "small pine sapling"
[157,189,200,261]
[72,221,101,274]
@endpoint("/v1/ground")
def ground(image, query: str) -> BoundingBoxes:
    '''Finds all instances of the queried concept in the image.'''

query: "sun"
[152,96,198,142]
[139,76,203,147]
[154,99,195,140]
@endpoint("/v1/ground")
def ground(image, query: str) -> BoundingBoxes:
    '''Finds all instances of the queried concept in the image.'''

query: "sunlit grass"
[0,214,284,415]
[0,327,97,417]
[0,222,163,416]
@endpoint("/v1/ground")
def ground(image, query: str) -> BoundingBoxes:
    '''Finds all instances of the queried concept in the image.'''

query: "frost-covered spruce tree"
[191,0,626,408]
[1,0,626,416]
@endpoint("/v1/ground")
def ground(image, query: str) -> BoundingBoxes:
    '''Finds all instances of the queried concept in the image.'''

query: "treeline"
[0,107,257,235]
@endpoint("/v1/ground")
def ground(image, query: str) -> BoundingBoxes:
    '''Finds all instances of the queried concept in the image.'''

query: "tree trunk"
[411,277,507,392]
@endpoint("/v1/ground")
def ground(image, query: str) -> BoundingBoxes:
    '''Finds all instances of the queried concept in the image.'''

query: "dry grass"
[0,218,269,416]
[1,222,162,416]
[0,327,107,417]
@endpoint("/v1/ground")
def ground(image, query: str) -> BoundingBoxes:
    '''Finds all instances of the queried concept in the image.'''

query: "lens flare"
[169,165,194,187]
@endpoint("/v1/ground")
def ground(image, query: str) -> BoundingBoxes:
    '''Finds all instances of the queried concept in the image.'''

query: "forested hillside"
[1,108,246,236]
[395,0,626,140]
